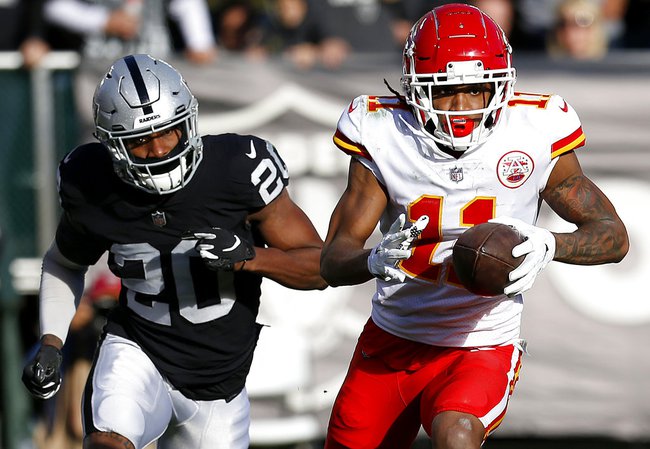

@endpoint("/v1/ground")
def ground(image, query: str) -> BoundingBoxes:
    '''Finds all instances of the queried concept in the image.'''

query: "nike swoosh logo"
[559,100,568,113]
[348,101,357,113]
[223,235,241,252]
[246,141,257,159]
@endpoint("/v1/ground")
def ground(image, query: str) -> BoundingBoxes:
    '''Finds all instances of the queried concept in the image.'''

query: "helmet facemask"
[97,102,202,194]
[93,54,203,194]
[403,60,515,151]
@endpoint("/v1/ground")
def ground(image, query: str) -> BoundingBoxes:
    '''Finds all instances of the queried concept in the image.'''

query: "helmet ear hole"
[93,54,203,194]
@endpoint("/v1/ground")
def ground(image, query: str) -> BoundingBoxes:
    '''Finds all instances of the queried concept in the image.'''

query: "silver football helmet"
[93,54,203,194]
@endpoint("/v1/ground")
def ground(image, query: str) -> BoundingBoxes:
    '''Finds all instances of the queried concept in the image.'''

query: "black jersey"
[56,133,290,400]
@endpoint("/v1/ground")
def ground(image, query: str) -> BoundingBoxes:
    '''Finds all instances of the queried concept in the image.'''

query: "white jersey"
[333,92,585,347]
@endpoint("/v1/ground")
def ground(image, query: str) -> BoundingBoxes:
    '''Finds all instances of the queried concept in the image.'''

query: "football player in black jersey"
[22,54,327,449]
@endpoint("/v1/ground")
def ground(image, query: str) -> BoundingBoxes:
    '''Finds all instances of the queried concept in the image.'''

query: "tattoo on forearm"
[545,174,626,264]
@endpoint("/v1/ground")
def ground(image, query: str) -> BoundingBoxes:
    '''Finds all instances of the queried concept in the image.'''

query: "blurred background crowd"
[1,0,649,71]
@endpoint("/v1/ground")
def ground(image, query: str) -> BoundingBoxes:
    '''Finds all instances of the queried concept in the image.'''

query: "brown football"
[452,222,525,296]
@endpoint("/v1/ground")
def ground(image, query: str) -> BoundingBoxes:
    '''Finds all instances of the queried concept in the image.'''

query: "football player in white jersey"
[320,4,628,449]
[21,54,327,449]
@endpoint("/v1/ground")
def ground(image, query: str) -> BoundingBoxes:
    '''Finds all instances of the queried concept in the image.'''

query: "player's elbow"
[605,217,629,263]
[612,223,629,263]
[314,277,329,290]
[306,247,329,290]
[614,238,629,263]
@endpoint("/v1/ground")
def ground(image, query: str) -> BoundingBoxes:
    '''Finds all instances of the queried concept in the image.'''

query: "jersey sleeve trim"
[551,126,585,159]
[367,96,410,112]
[333,128,373,161]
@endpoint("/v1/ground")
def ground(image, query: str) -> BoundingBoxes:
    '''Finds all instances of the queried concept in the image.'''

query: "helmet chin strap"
[423,120,466,157]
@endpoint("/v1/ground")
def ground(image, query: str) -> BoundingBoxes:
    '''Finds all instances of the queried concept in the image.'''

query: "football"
[452,222,525,296]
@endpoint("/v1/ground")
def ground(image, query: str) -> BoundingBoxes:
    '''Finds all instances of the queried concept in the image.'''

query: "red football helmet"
[401,4,516,151]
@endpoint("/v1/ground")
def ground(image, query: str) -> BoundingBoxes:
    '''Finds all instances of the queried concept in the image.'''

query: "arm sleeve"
[168,0,216,50]
[39,242,88,344]
[43,0,109,34]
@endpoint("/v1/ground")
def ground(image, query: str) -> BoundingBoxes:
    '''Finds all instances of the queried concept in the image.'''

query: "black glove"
[22,344,63,399]
[186,227,255,271]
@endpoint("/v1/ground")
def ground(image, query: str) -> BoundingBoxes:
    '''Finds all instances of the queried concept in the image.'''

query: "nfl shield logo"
[151,211,167,227]
[449,167,464,183]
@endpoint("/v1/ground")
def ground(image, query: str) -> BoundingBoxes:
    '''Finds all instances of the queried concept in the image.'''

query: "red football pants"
[325,319,522,449]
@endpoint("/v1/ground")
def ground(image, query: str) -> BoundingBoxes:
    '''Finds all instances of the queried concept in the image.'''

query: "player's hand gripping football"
[368,214,429,282]
[184,227,255,271]
[489,216,556,297]
[22,344,63,399]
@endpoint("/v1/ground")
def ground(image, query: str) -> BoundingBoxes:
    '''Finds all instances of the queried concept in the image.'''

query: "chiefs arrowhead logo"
[559,99,569,113]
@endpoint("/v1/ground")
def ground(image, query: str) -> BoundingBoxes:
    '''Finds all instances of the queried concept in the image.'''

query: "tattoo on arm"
[85,431,136,449]
[544,174,627,264]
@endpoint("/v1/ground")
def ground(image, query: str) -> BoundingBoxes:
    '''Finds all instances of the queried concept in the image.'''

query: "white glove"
[368,214,429,282]
[489,216,556,297]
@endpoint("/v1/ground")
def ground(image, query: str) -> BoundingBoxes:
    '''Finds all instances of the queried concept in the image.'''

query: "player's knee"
[430,412,483,449]
[432,426,476,449]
